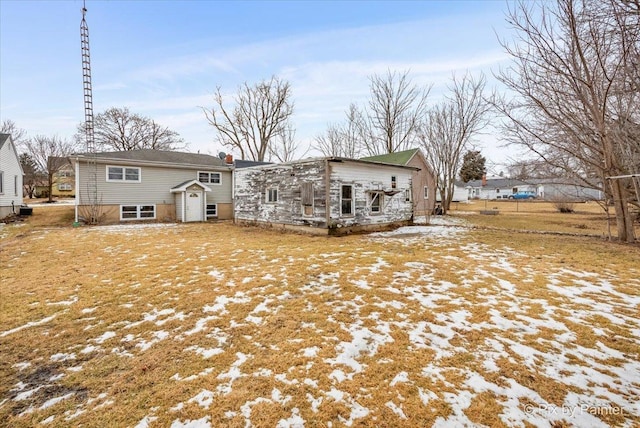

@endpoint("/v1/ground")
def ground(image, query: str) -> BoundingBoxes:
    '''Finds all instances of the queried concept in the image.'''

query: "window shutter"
[301,182,314,206]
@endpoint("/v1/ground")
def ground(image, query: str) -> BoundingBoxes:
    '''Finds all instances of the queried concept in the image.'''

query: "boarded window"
[302,182,313,216]
[301,182,314,206]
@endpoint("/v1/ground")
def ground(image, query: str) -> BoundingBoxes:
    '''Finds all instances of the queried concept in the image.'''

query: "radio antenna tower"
[80,1,99,223]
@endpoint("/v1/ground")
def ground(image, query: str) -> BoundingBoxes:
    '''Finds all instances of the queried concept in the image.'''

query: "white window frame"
[58,170,72,178]
[107,166,141,183]
[369,191,383,214]
[198,171,221,185]
[341,185,354,216]
[120,204,156,220]
[0,171,4,194]
[405,189,412,202]
[14,175,19,196]
[424,186,429,199]
[391,176,397,189]
[58,182,72,191]
[206,203,218,218]
[266,188,278,203]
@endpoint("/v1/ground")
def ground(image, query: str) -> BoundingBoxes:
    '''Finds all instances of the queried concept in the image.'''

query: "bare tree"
[359,70,431,156]
[23,136,77,203]
[203,76,294,161]
[268,127,308,162]
[314,105,366,158]
[1,120,29,147]
[421,72,493,213]
[19,153,44,199]
[496,0,640,242]
[75,107,185,152]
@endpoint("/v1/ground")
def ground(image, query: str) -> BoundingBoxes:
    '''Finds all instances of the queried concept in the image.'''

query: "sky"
[0,0,521,170]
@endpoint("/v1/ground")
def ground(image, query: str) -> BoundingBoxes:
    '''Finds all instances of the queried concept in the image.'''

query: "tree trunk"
[609,179,636,243]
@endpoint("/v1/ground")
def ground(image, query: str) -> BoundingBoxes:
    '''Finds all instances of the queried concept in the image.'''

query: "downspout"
[325,159,331,228]
[74,158,80,223]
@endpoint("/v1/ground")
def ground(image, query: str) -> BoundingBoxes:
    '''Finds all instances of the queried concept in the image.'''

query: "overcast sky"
[1,0,520,169]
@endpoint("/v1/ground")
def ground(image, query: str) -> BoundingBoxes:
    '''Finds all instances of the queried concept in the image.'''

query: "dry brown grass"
[450,200,640,238]
[1,212,639,427]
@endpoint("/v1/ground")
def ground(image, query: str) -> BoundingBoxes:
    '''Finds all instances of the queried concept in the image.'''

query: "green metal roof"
[360,148,420,166]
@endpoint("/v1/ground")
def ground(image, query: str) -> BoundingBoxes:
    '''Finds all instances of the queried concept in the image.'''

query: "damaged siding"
[235,158,415,233]
[327,161,414,228]
[235,160,328,227]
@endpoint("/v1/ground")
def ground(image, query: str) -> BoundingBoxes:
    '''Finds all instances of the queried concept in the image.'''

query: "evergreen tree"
[459,150,486,182]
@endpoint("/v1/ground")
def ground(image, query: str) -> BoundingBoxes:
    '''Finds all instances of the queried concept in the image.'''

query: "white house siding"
[75,160,232,222]
[328,161,414,228]
[0,135,24,218]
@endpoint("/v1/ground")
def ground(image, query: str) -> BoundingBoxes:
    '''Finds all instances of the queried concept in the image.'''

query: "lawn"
[1,209,639,427]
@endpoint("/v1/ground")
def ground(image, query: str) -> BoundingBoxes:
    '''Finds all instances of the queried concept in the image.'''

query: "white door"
[185,191,202,222]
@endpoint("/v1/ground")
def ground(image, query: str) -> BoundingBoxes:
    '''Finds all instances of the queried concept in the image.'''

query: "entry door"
[185,191,203,222]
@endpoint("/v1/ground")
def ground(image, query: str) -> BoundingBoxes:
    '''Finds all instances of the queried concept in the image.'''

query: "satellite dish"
[218,152,226,160]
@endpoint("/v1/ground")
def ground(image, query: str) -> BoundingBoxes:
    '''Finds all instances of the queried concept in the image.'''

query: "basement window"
[120,205,156,220]
[206,204,218,218]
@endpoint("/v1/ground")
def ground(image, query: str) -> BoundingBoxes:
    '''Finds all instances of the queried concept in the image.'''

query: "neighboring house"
[464,177,603,201]
[35,157,75,198]
[234,157,418,235]
[435,181,470,203]
[72,150,234,223]
[361,148,437,216]
[0,134,24,218]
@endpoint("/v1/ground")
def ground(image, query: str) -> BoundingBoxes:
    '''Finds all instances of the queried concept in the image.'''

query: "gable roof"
[73,149,231,169]
[234,160,274,169]
[0,133,25,175]
[360,148,421,166]
[170,179,212,193]
[0,133,10,150]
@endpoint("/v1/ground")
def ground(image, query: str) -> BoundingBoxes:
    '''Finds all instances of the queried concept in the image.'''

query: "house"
[464,177,603,201]
[72,150,234,224]
[435,181,470,203]
[0,134,24,218]
[361,148,437,216]
[234,157,418,235]
[34,157,75,198]
[465,177,537,200]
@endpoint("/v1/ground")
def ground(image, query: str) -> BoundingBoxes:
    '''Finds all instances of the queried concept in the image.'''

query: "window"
[369,192,382,214]
[58,170,72,178]
[266,188,278,203]
[0,171,4,194]
[391,176,397,189]
[496,188,500,194]
[107,166,140,182]
[206,204,218,218]
[198,171,221,184]
[301,182,314,216]
[120,205,156,220]
[14,175,18,196]
[424,186,429,199]
[58,183,72,191]
[341,185,353,215]
[405,189,412,202]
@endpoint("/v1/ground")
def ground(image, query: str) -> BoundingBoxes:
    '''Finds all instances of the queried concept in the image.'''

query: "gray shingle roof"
[75,149,229,168]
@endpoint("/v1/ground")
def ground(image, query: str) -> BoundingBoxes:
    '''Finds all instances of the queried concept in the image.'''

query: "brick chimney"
[482,174,487,186]
[225,153,233,165]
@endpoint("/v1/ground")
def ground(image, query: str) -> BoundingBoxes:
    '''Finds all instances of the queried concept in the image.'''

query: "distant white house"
[0,134,24,218]
[435,181,469,203]
[464,177,603,201]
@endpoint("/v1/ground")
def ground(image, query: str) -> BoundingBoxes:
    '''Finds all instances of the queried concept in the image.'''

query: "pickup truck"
[508,191,536,200]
